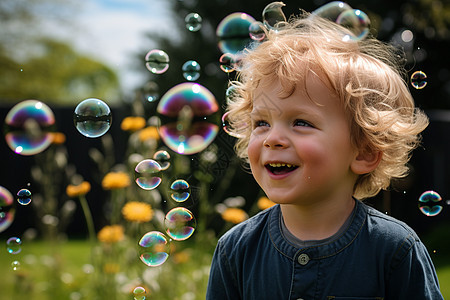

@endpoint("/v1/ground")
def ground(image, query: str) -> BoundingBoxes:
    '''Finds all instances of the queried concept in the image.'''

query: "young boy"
[206,11,443,300]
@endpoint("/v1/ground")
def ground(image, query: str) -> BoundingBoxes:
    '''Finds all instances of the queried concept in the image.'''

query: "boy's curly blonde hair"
[225,13,429,199]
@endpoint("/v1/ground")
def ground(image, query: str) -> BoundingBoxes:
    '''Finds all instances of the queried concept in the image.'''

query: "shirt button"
[298,253,310,265]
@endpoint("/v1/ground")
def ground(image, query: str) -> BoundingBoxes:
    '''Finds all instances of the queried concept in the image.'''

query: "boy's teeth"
[269,163,293,168]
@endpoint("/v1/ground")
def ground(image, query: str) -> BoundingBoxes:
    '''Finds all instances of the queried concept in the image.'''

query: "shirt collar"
[268,199,367,260]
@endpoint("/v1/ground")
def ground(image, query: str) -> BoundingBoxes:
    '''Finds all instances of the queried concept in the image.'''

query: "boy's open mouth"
[265,163,298,175]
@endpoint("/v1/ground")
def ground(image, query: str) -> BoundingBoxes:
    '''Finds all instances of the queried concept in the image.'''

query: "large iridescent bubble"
[336,9,371,40]
[4,100,55,156]
[216,12,256,56]
[0,186,15,233]
[157,82,220,155]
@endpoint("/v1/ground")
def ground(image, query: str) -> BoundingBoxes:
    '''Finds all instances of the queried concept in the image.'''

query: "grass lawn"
[1,239,448,299]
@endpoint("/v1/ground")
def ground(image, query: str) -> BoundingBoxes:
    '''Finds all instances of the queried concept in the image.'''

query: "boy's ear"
[351,149,382,175]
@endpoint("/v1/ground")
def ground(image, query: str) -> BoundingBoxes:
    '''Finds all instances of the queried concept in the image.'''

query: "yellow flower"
[51,132,66,144]
[97,225,124,243]
[103,263,120,274]
[102,172,131,190]
[120,116,146,132]
[138,126,159,142]
[122,201,154,223]
[66,181,91,197]
[257,196,276,210]
[221,208,248,224]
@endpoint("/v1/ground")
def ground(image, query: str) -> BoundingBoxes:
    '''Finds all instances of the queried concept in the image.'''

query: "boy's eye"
[294,119,312,127]
[254,120,269,128]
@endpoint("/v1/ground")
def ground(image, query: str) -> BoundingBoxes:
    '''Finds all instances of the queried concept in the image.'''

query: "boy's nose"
[263,128,288,149]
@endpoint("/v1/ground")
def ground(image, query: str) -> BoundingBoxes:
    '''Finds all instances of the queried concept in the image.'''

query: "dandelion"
[257,196,276,210]
[102,172,131,190]
[120,116,146,132]
[66,181,91,197]
[221,208,248,224]
[138,126,159,142]
[97,225,125,243]
[122,201,154,223]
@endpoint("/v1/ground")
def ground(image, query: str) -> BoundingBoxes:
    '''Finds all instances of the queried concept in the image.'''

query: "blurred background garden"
[0,0,449,299]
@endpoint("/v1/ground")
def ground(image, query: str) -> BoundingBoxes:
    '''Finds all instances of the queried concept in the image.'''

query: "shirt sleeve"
[386,234,444,299]
[206,239,241,300]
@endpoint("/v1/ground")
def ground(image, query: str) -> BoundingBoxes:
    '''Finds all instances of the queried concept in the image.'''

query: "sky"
[48,0,177,98]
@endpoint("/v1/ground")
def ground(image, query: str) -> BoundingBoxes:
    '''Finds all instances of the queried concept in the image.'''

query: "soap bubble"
[133,286,147,300]
[74,98,112,138]
[221,112,246,138]
[418,190,443,217]
[142,81,159,102]
[134,159,162,190]
[216,12,256,56]
[6,237,22,254]
[0,186,15,233]
[311,1,353,22]
[11,260,21,271]
[410,71,427,89]
[17,189,32,205]
[249,21,266,41]
[4,100,55,156]
[138,231,170,267]
[219,53,235,73]
[145,49,169,74]
[157,82,220,155]
[152,150,171,171]
[164,207,196,241]
[170,179,190,202]
[262,2,286,30]
[182,60,201,81]
[185,12,202,32]
[336,9,370,40]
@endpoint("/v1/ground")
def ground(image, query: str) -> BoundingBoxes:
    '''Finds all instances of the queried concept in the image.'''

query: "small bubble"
[11,260,21,271]
[152,150,171,171]
[219,53,235,73]
[134,159,162,190]
[336,9,370,41]
[164,207,196,241]
[418,190,442,217]
[17,189,32,205]
[138,231,170,267]
[170,179,190,202]
[249,21,266,41]
[216,12,256,55]
[145,49,169,74]
[6,237,22,254]
[133,286,147,300]
[221,112,245,138]
[182,60,201,81]
[74,98,112,138]
[185,12,202,32]
[141,81,159,102]
[410,71,427,89]
[262,2,287,29]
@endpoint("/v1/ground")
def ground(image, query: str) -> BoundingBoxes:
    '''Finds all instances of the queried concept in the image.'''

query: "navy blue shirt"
[206,200,443,299]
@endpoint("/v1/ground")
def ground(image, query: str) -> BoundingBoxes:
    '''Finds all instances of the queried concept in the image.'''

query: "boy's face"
[248,73,360,206]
